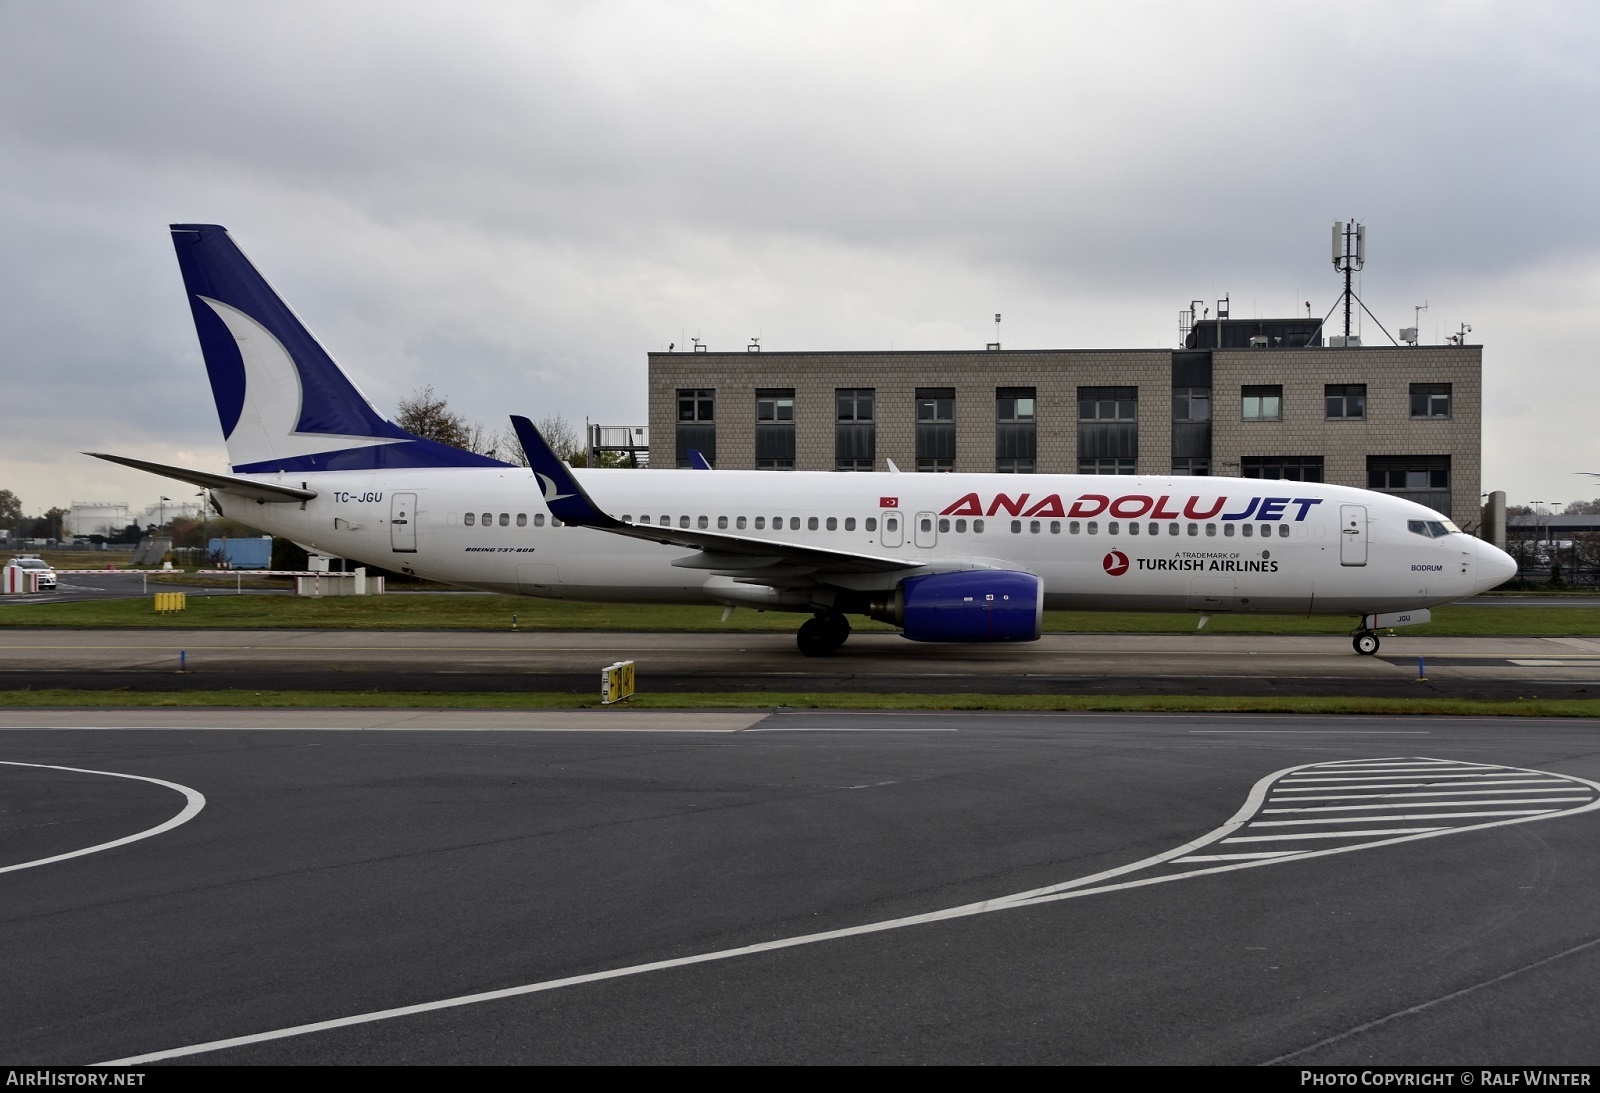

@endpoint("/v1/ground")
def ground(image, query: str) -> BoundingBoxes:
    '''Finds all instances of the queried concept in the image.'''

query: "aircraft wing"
[510,416,921,576]
[86,452,318,503]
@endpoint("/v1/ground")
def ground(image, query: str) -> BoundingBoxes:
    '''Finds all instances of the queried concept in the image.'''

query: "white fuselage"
[212,469,1509,618]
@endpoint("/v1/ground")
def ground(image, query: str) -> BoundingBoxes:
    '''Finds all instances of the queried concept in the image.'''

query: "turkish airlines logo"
[1103,550,1130,576]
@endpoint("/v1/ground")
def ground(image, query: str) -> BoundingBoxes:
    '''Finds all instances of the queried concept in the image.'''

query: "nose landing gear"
[797,612,852,657]
[1352,630,1380,656]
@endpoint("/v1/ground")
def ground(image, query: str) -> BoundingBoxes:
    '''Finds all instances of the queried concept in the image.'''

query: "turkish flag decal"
[879,497,899,509]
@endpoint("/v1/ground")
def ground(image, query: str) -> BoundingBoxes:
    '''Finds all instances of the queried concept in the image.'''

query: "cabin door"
[1339,504,1368,566]
[390,493,418,553]
[914,511,938,548]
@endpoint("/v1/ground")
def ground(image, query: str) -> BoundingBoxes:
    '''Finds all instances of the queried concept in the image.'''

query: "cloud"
[1,0,1598,510]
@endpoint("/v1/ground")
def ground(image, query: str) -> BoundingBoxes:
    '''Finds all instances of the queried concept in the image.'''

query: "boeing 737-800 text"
[90,225,1517,656]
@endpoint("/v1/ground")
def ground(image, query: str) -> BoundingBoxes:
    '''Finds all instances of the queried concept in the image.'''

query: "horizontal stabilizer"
[85,452,317,503]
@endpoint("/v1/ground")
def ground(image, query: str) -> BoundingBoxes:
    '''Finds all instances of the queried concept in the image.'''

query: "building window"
[675,388,715,468]
[835,388,875,471]
[1079,457,1136,475]
[1172,387,1210,421]
[755,388,795,470]
[1078,386,1137,473]
[916,387,955,472]
[996,386,1036,473]
[1241,456,1324,481]
[1368,455,1451,517]
[1411,383,1452,418]
[1325,384,1366,419]
[1171,458,1210,475]
[1242,385,1282,420]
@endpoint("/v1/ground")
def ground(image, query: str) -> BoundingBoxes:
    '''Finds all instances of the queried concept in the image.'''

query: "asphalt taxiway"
[2,709,1598,1064]
[4,627,1600,699]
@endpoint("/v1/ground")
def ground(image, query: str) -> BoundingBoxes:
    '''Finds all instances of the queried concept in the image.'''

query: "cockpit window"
[1438,518,1462,534]
[1426,521,1450,537]
[1409,519,1460,539]
[1408,520,1434,538]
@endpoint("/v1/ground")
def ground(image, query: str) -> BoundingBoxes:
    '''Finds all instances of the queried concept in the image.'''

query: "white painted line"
[1284,771,1539,782]
[96,757,1600,1066]
[1249,809,1559,827]
[1225,827,1452,842]
[1265,798,1590,813]
[0,762,206,875]
[1173,853,1298,862]
[1269,787,1587,801]
[1272,778,1569,792]
[1318,758,1450,765]
[1187,731,1430,734]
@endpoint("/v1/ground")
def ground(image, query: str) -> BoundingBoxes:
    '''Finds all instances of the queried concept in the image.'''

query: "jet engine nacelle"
[870,570,1044,643]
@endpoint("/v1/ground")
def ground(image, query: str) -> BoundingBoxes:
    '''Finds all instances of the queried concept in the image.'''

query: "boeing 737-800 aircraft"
[91,224,1517,656]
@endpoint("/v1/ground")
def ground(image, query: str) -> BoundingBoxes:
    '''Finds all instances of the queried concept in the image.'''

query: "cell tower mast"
[1332,219,1366,343]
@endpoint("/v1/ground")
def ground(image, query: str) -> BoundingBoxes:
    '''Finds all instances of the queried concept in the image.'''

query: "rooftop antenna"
[988,313,1001,351]
[1312,219,1400,348]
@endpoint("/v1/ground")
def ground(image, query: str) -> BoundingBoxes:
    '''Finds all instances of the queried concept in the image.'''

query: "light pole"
[159,496,171,530]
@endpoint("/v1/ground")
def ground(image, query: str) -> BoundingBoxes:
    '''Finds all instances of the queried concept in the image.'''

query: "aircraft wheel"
[797,614,850,657]
[1353,631,1380,656]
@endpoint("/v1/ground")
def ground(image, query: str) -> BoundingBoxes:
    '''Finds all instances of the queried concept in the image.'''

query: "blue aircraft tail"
[169,224,507,473]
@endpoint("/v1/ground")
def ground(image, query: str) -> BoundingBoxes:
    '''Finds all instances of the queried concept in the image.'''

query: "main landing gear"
[797,612,851,657]
[1352,630,1380,656]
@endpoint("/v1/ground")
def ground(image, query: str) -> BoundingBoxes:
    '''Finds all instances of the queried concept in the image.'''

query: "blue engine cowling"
[877,570,1044,643]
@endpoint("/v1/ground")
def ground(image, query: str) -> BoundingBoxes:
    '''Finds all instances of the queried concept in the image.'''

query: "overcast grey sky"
[3,0,1597,515]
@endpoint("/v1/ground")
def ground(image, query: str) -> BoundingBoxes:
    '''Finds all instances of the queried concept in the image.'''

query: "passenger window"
[955,519,967,533]
[718,516,728,529]
[679,516,690,528]
[886,517,898,531]
[482,512,492,526]
[1109,521,1119,535]
[737,516,747,529]
[1223,523,1235,537]
[1129,522,1141,536]
[790,517,801,530]
[534,514,545,527]
[499,513,510,526]
[1030,520,1041,534]
[937,518,949,533]
[866,517,877,531]
[755,517,766,529]
[464,512,476,526]
[516,513,527,527]
[973,519,985,533]
[1011,520,1022,533]
[552,518,563,527]
[1278,524,1290,538]
[845,517,855,531]
[638,515,650,524]
[810,517,820,530]
[1187,522,1198,536]
[1069,521,1080,534]
[698,516,708,529]
[827,517,838,531]
[660,515,669,526]
[1242,524,1254,537]
[1050,521,1061,534]
[1087,521,1099,534]
[1205,523,1216,537]
[1147,522,1158,535]
[1168,523,1179,536]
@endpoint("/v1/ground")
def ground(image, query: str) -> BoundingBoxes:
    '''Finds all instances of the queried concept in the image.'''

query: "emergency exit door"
[391,492,418,553]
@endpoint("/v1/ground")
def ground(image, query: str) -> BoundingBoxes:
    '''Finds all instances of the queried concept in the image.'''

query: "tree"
[29,507,67,540]
[395,386,475,450]
[486,413,581,467]
[0,489,22,529]
[1563,498,1600,515]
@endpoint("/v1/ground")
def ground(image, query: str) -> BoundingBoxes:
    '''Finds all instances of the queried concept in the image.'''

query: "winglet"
[510,415,626,528]
[688,449,713,470]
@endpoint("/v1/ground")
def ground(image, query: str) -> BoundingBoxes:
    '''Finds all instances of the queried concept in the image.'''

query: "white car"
[6,556,58,591]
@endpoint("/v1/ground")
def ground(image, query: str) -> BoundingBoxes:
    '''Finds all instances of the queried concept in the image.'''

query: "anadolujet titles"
[91,225,1517,657]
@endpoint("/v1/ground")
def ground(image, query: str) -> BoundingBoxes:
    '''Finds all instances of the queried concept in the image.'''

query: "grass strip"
[5,593,1600,636]
[0,688,1595,717]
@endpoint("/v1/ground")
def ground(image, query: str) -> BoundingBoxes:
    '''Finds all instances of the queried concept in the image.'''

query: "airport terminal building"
[647,320,1482,523]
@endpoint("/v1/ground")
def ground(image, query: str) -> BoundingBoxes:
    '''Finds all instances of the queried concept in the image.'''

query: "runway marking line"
[96,755,1600,1066]
[0,762,206,875]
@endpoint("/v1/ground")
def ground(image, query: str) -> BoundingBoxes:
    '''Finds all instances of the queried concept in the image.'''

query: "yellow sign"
[601,660,635,705]
[154,592,188,614]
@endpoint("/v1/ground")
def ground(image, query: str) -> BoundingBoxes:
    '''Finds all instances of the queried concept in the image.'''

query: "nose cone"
[1476,539,1518,591]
